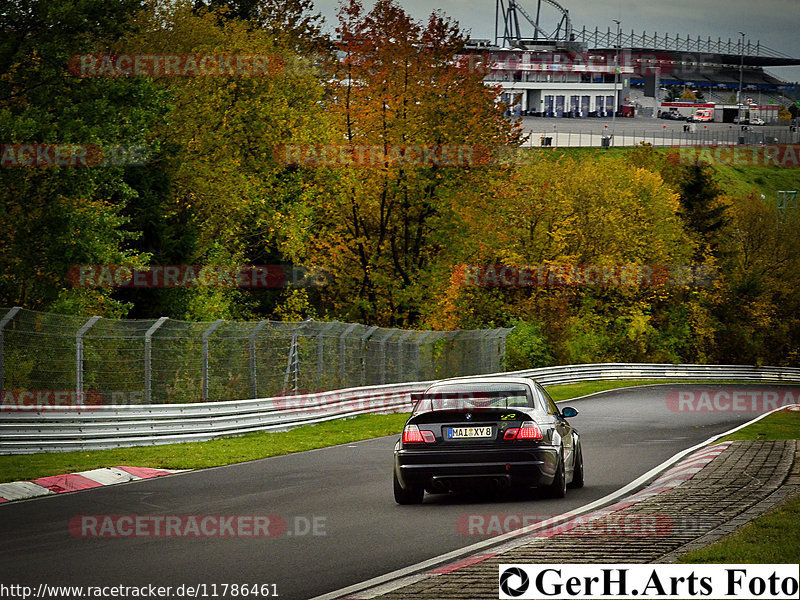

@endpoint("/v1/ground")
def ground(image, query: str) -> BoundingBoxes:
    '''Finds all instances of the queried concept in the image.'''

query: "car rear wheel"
[545,451,567,498]
[568,444,584,489]
[393,471,424,504]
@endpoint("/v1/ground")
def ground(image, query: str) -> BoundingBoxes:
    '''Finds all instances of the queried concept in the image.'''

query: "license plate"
[447,426,492,439]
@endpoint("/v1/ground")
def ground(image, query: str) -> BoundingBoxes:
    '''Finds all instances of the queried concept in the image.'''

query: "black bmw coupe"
[393,377,583,504]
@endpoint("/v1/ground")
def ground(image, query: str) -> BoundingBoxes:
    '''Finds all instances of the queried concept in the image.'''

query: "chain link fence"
[525,126,799,148]
[0,307,511,405]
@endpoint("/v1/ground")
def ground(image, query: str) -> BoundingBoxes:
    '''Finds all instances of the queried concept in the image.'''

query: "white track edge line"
[308,403,797,600]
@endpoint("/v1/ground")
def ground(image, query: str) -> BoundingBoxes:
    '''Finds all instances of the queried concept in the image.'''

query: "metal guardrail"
[2,363,799,454]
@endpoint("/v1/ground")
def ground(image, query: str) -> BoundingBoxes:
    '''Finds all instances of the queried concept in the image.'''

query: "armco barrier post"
[0,307,22,392]
[144,317,168,404]
[201,319,223,402]
[76,316,101,405]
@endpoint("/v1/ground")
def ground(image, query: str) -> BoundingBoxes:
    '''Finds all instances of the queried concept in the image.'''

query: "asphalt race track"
[0,384,768,599]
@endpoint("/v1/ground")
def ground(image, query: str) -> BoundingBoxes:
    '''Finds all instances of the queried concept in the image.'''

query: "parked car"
[688,108,713,123]
[393,377,584,504]
[750,117,765,126]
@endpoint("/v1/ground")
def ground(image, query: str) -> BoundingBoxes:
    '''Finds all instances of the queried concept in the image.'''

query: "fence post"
[397,329,415,382]
[338,323,359,385]
[282,321,309,395]
[76,316,101,405]
[316,322,337,388]
[360,326,379,386]
[248,320,269,398]
[202,319,224,402]
[376,328,396,385]
[494,328,512,372]
[144,317,168,404]
[0,307,22,392]
[415,331,435,381]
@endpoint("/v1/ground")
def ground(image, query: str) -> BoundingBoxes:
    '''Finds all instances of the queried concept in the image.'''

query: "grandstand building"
[462,0,799,121]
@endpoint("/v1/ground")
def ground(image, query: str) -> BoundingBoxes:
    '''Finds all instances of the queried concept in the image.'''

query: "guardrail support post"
[249,320,269,399]
[0,307,22,392]
[202,320,224,402]
[144,317,168,404]
[76,316,101,405]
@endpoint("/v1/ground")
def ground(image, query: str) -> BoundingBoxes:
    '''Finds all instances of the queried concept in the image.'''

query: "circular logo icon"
[500,567,529,597]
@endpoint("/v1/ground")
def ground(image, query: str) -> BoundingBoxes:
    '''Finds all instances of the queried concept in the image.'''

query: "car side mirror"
[561,406,578,418]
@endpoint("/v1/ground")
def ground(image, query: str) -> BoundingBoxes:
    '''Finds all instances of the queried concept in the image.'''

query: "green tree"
[0,0,165,314]
[120,1,332,320]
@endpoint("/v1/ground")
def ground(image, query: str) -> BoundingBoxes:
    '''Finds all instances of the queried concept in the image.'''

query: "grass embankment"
[719,409,800,442]
[0,378,796,483]
[680,408,800,563]
[525,145,800,201]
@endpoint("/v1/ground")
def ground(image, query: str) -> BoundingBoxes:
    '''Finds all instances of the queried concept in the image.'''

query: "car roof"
[426,376,538,389]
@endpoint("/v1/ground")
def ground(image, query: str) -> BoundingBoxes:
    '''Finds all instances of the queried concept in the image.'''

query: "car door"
[535,382,575,470]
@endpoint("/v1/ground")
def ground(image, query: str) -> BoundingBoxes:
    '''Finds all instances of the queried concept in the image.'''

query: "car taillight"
[503,421,542,440]
[403,424,435,444]
[516,421,543,440]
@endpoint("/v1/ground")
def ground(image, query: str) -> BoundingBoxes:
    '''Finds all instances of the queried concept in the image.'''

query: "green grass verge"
[678,492,800,563]
[523,146,800,201]
[679,406,800,563]
[717,408,800,442]
[1,378,796,483]
[0,413,409,483]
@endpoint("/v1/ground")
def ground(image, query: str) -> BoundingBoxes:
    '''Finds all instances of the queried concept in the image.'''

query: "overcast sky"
[313,0,800,84]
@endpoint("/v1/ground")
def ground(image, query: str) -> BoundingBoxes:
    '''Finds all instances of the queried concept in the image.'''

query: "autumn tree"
[429,151,697,364]
[302,0,521,326]
[712,193,800,364]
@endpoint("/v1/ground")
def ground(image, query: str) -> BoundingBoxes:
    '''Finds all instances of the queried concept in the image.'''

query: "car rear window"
[412,382,533,414]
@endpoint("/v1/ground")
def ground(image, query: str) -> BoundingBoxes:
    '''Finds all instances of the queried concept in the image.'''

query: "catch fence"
[0,307,510,405]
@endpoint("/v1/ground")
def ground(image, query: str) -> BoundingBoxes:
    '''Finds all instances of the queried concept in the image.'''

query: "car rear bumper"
[394,445,559,491]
